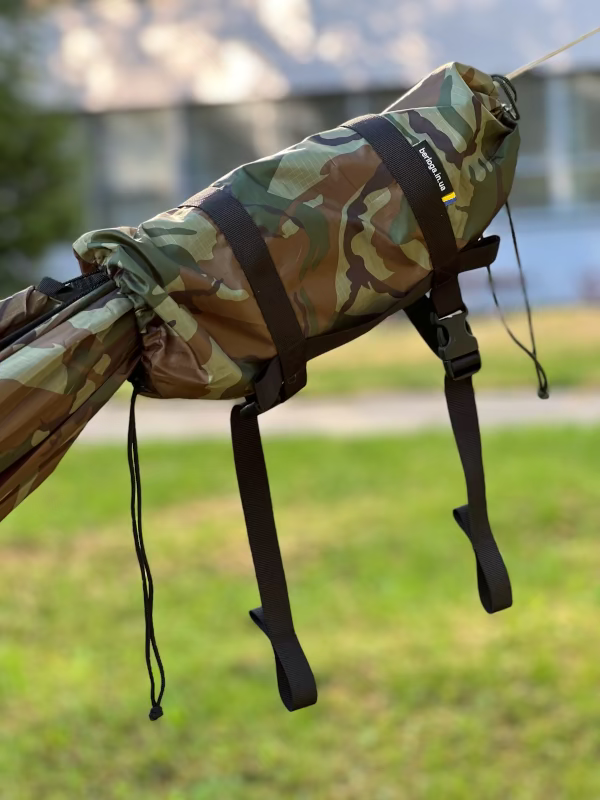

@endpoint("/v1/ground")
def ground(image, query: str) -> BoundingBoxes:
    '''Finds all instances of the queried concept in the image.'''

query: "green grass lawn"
[305,308,600,395]
[1,427,600,798]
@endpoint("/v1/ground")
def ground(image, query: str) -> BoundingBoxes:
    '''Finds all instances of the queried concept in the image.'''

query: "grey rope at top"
[507,25,600,80]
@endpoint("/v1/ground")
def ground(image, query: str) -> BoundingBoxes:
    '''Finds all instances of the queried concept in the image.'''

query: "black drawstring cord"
[491,74,520,121]
[128,387,166,721]
[486,77,547,398]
[487,201,550,400]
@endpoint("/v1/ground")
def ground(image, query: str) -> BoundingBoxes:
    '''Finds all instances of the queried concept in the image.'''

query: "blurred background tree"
[0,0,79,295]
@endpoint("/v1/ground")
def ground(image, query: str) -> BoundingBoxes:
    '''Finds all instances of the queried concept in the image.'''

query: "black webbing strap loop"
[0,272,114,353]
[406,289,512,613]
[454,235,500,273]
[37,276,65,297]
[181,187,316,710]
[445,378,513,613]
[231,404,317,710]
[182,186,307,409]
[342,112,511,615]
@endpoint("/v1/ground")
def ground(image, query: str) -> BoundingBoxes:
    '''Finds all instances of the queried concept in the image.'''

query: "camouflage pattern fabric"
[0,283,139,521]
[0,62,519,519]
[0,286,59,345]
[74,63,519,401]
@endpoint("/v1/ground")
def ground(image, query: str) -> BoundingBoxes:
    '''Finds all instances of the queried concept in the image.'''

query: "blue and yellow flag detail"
[442,191,456,206]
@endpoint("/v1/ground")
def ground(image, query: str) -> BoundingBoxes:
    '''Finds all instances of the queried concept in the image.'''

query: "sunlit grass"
[306,307,600,394]
[0,427,599,797]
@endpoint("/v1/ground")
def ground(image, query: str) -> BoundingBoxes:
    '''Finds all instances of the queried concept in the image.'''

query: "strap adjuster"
[239,357,307,419]
[433,309,481,380]
[239,397,261,419]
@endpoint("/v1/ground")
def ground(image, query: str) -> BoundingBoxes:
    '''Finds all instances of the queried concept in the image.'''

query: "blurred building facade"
[34,0,600,308]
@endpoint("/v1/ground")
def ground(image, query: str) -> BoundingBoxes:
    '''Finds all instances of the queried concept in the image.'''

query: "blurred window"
[91,73,600,225]
[366,88,406,113]
[509,74,550,207]
[269,94,348,145]
[187,94,348,192]
[568,73,600,204]
[188,103,263,190]
[94,109,180,228]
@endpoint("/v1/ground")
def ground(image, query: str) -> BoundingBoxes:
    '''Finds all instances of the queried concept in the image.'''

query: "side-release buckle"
[433,309,481,380]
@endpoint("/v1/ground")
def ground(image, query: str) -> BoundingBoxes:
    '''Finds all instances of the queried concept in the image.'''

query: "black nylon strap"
[445,378,513,613]
[302,236,499,362]
[243,234,500,408]
[181,188,316,710]
[231,405,317,710]
[37,276,64,296]
[0,273,114,353]
[404,295,439,353]
[182,186,307,397]
[343,114,458,272]
[453,235,500,273]
[406,291,512,613]
[179,116,509,716]
[344,113,511,614]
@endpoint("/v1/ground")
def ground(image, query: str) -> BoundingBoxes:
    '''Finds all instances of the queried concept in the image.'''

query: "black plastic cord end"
[149,705,164,721]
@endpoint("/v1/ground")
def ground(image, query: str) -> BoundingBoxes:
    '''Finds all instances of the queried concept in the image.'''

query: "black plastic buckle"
[433,309,481,380]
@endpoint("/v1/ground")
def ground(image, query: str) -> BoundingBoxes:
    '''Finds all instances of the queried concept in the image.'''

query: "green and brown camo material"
[74,63,519,401]
[0,62,519,518]
[0,283,139,521]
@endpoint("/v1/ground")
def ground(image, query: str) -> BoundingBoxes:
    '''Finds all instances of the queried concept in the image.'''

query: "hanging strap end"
[453,505,513,614]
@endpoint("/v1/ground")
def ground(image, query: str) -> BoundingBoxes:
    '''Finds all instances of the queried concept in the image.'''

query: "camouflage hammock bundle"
[0,274,138,520]
[0,63,531,720]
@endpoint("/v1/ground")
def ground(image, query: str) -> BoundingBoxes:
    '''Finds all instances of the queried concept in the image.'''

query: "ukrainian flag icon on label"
[442,191,456,206]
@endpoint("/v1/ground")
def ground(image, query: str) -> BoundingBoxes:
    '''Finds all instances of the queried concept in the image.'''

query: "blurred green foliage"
[0,427,599,798]
[0,2,79,294]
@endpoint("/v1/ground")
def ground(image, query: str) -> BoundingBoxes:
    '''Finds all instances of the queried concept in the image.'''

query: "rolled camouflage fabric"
[0,61,522,718]
[0,62,519,522]
[0,282,139,521]
[74,63,519,401]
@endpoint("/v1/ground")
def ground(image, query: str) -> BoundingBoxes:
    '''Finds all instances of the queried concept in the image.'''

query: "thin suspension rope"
[382,25,600,115]
[507,25,600,80]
